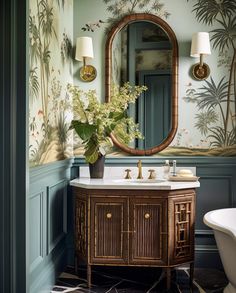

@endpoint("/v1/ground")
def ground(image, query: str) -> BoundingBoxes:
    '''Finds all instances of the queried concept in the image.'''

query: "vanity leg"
[189,262,194,290]
[166,268,171,290]
[87,264,92,288]
[75,255,78,275]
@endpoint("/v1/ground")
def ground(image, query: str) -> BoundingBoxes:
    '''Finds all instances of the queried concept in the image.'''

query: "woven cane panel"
[95,203,123,258]
[174,201,192,258]
[75,199,87,256]
[132,204,162,259]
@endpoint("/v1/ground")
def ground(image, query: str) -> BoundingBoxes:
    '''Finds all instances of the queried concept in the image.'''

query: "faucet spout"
[137,160,143,179]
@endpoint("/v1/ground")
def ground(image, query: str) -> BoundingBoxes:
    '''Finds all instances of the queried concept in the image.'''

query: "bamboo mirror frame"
[105,13,178,155]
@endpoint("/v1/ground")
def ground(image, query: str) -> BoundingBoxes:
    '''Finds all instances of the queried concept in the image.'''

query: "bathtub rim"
[203,208,236,241]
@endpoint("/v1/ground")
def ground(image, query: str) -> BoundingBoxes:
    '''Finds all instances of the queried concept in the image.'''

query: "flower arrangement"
[68,83,146,164]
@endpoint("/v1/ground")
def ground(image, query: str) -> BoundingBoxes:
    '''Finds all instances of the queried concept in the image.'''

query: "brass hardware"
[144,213,150,219]
[137,160,143,179]
[124,169,132,179]
[106,212,112,219]
[148,169,156,179]
[121,230,133,233]
[191,62,210,80]
[80,64,97,82]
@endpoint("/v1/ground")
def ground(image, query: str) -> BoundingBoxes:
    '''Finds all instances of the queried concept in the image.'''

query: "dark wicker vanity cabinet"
[73,187,196,289]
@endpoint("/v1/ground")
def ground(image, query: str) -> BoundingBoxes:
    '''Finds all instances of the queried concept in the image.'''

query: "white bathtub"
[204,208,236,293]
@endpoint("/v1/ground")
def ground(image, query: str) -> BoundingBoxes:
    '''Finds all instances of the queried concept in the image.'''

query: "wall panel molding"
[29,191,44,273]
[29,161,71,293]
[73,156,236,166]
[47,180,67,254]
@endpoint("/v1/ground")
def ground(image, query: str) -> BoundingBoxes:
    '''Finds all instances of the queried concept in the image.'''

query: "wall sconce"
[190,32,211,80]
[75,36,97,82]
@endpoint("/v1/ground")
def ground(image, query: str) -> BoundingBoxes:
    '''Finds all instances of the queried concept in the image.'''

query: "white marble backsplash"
[79,165,196,179]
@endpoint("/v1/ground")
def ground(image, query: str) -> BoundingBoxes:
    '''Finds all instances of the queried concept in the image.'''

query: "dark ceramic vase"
[89,155,105,178]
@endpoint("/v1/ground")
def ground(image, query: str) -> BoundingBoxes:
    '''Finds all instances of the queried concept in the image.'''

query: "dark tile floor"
[52,266,228,293]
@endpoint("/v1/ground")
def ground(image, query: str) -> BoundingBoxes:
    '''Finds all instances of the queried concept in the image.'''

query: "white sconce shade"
[75,36,94,61]
[190,32,211,80]
[190,32,211,57]
[75,36,96,82]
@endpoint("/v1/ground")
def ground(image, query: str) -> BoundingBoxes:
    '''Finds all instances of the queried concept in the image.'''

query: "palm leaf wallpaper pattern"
[29,0,73,166]
[29,0,236,165]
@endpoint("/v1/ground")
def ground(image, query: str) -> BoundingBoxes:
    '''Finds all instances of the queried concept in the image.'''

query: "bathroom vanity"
[70,178,200,289]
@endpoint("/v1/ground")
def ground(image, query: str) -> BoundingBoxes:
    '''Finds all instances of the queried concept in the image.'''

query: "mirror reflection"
[105,14,178,155]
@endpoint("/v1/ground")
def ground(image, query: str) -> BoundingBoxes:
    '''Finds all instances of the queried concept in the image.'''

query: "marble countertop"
[70,177,200,190]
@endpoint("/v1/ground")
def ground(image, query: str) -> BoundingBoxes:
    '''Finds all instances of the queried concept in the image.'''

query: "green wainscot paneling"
[29,159,73,293]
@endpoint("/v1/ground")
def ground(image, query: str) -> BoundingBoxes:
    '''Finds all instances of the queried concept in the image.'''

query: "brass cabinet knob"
[124,169,132,179]
[106,212,112,219]
[144,213,150,219]
[148,169,156,179]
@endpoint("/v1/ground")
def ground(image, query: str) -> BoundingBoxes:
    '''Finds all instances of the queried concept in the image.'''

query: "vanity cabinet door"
[90,197,128,264]
[168,191,196,265]
[129,197,168,265]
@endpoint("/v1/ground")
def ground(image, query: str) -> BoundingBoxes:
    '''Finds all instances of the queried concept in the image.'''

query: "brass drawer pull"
[106,212,112,219]
[144,213,150,219]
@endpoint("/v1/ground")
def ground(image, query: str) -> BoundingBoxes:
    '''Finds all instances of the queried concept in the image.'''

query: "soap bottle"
[172,160,177,176]
[163,160,170,179]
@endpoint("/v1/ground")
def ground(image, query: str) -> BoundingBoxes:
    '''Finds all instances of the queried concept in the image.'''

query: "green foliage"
[29,0,57,126]
[195,109,218,136]
[70,121,96,141]
[41,119,52,141]
[61,33,72,62]
[208,126,236,147]
[39,0,57,42]
[211,16,236,52]
[189,0,236,149]
[68,83,147,163]
[183,86,198,103]
[192,0,236,25]
[184,77,235,147]
[195,77,228,110]
[29,67,39,101]
[103,0,169,30]
[57,112,69,146]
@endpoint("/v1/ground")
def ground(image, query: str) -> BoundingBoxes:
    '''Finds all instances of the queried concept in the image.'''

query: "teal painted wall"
[29,159,73,293]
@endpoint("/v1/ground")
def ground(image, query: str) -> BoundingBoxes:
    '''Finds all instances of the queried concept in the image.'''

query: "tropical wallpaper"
[29,0,236,167]
[74,0,236,157]
[29,0,73,166]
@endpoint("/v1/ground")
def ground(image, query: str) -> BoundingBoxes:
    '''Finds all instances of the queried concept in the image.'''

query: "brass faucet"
[137,160,143,179]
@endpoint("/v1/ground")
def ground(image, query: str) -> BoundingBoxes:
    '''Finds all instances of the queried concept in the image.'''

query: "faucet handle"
[124,169,132,179]
[148,169,156,179]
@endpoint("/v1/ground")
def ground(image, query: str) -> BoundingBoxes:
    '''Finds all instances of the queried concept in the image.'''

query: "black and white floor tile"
[52,266,228,293]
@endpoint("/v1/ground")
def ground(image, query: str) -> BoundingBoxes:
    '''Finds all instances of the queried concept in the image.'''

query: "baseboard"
[30,244,67,293]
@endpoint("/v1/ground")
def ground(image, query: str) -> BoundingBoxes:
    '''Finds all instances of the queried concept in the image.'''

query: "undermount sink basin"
[112,179,166,184]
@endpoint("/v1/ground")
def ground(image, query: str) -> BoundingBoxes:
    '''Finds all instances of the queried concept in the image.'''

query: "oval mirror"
[105,13,178,155]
